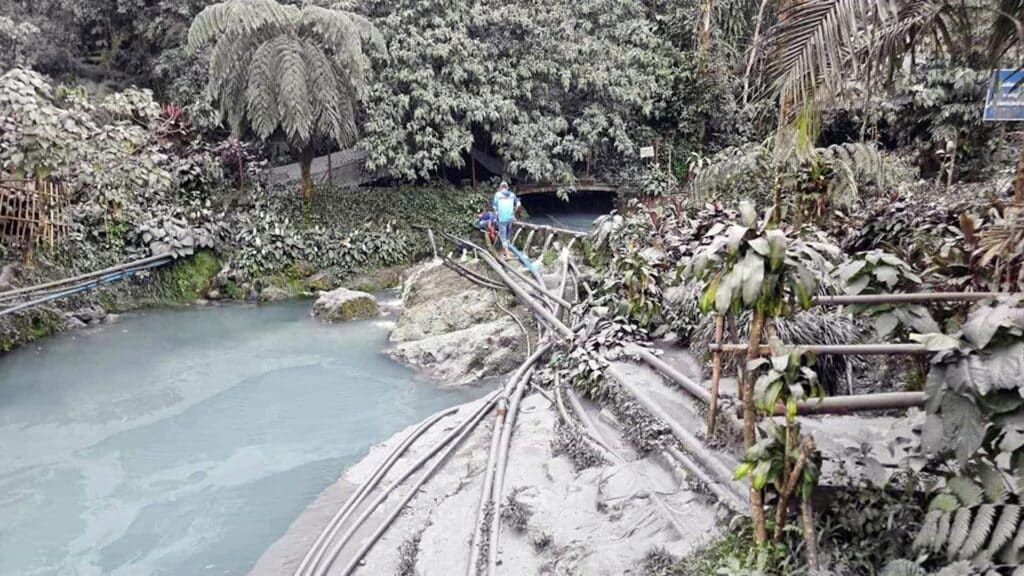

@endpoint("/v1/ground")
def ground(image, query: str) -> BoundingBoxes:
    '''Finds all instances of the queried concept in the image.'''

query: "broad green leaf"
[910,332,961,351]
[734,461,754,480]
[752,459,772,490]
[873,313,899,339]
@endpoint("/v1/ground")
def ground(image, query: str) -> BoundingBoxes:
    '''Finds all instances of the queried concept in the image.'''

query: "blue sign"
[984,69,1024,121]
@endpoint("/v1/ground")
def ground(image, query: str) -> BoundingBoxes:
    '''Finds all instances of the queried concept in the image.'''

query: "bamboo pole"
[738,391,925,417]
[708,315,725,434]
[539,232,555,257]
[710,343,930,355]
[521,229,536,255]
[812,292,1014,305]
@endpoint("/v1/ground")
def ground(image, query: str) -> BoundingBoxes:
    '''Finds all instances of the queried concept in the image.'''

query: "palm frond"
[763,0,951,108]
[187,0,294,50]
[275,34,313,144]
[245,37,283,139]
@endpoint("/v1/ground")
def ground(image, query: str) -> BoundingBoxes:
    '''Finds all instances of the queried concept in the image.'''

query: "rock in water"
[312,288,378,322]
[259,286,291,302]
[388,260,532,384]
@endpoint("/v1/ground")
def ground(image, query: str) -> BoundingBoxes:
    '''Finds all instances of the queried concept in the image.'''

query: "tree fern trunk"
[300,144,315,202]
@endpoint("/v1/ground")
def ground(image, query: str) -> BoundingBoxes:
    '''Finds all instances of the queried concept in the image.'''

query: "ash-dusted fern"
[900,297,1024,571]
[913,475,1024,566]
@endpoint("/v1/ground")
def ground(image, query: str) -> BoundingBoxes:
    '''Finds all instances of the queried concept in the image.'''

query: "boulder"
[390,317,527,385]
[388,260,532,384]
[73,306,107,324]
[306,271,330,291]
[259,286,291,302]
[312,287,378,322]
[62,313,87,330]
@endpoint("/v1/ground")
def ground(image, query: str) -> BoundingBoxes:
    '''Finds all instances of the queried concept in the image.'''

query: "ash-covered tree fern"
[187,0,383,199]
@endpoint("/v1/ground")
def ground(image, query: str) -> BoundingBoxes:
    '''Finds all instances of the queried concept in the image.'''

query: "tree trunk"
[744,309,768,544]
[801,495,820,571]
[300,145,315,202]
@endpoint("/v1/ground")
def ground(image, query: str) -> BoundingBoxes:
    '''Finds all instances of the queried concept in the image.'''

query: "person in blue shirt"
[492,181,520,259]
[476,209,498,244]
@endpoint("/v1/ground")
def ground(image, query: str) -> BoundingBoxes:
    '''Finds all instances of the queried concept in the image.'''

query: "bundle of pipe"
[558,380,695,530]
[293,405,459,576]
[461,235,750,510]
[0,254,171,303]
[486,344,552,575]
[0,255,173,317]
[307,390,503,576]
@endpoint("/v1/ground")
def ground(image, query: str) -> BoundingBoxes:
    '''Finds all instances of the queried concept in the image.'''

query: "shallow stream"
[0,299,483,575]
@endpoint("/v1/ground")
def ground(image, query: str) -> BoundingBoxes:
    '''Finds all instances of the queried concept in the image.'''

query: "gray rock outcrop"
[389,260,532,385]
[312,287,378,322]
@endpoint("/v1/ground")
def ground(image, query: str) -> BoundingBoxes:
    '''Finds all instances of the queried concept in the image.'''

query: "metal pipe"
[466,399,506,576]
[312,391,501,576]
[443,258,507,291]
[0,253,171,301]
[515,221,588,239]
[626,345,714,405]
[0,259,171,317]
[664,446,745,512]
[337,394,501,576]
[487,342,553,575]
[604,364,740,489]
[739,391,925,417]
[812,292,1015,306]
[708,343,930,355]
[453,230,746,518]
[427,229,439,259]
[444,232,571,336]
[295,406,459,576]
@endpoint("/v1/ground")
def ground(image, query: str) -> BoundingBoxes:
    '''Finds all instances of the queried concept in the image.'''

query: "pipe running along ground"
[311,390,502,576]
[294,405,459,576]
[561,385,689,537]
[0,258,172,317]
[466,398,507,576]
[450,229,746,515]
[486,353,546,575]
[337,393,503,576]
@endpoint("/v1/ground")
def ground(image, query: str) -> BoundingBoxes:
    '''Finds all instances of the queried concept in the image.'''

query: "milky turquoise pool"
[0,299,482,575]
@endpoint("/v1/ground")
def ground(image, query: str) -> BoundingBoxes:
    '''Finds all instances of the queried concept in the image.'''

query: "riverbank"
[251,252,729,575]
[251,390,722,576]
[0,183,490,353]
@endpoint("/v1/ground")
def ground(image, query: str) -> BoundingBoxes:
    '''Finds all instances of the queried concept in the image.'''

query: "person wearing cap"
[492,181,520,259]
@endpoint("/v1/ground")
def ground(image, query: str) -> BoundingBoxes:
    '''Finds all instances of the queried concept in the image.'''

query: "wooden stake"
[707,314,725,435]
